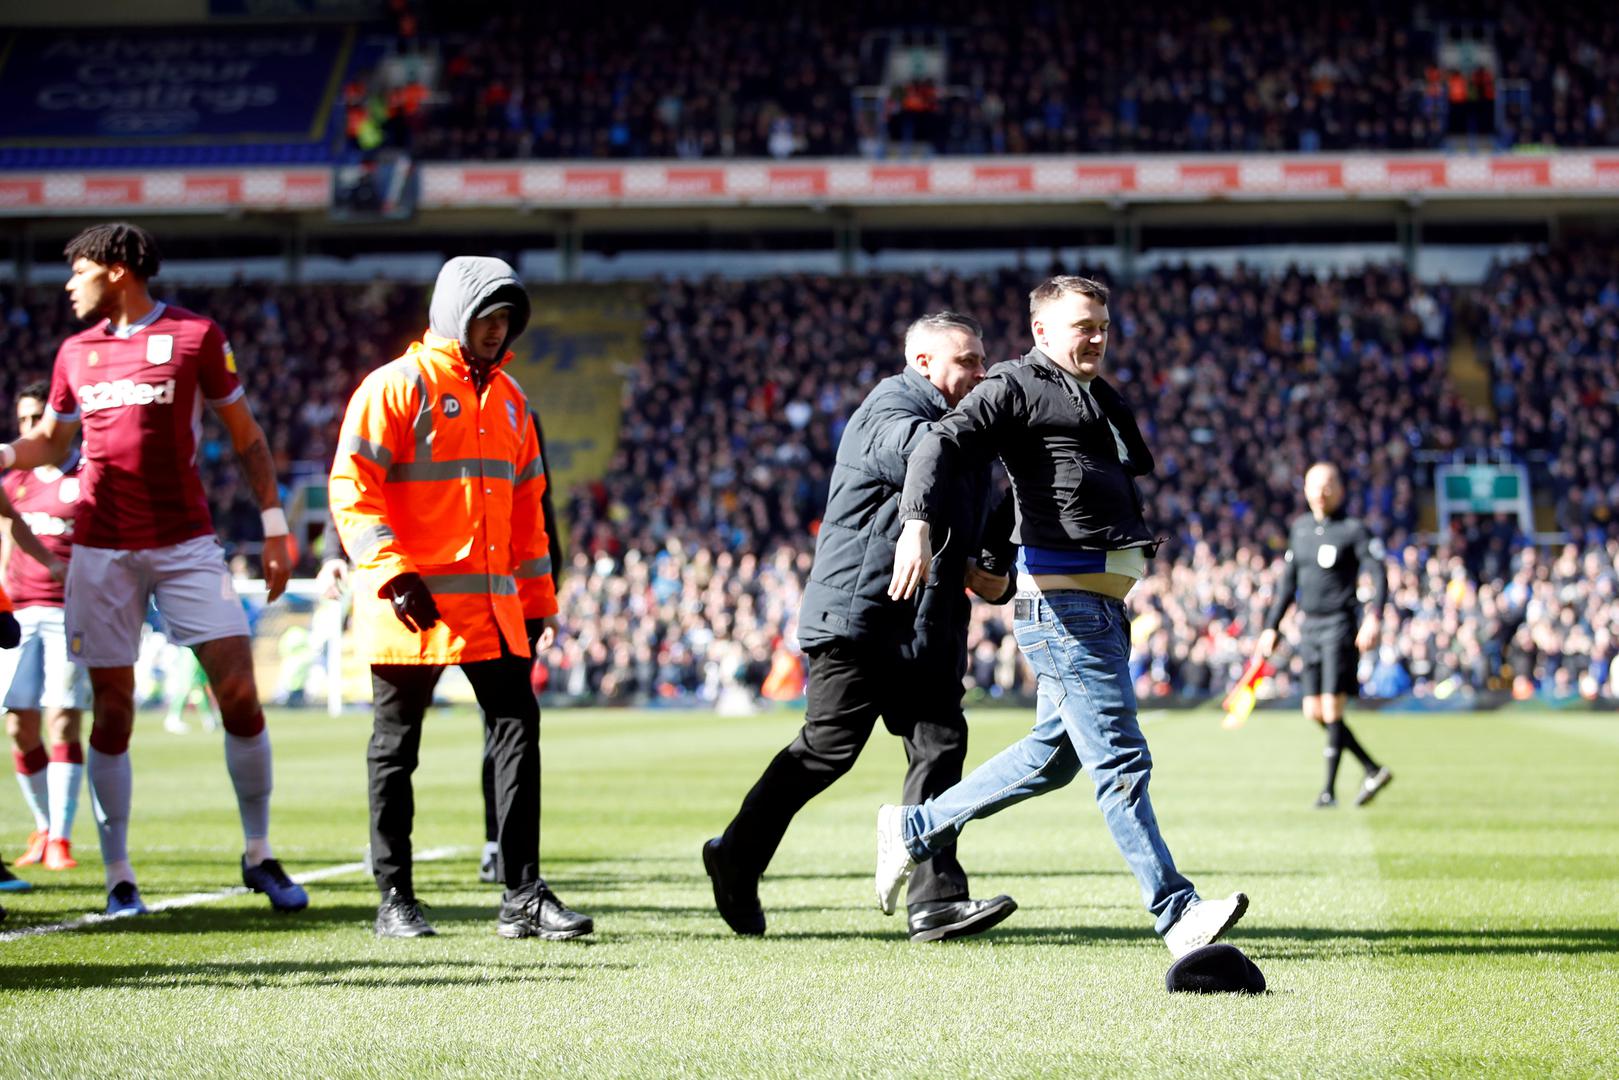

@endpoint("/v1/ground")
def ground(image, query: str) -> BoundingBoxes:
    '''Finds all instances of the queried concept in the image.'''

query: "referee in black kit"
[1256,463,1395,808]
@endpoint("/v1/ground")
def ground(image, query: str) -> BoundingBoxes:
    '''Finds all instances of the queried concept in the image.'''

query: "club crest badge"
[1317,544,1338,569]
[146,334,174,365]
[70,631,84,656]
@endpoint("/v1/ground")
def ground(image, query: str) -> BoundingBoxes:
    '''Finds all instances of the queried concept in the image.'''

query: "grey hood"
[428,256,531,360]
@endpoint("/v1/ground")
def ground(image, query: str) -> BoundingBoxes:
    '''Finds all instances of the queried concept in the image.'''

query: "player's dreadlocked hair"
[63,222,161,280]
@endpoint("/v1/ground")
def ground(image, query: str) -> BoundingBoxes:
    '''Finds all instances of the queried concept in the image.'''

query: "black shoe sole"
[703,839,765,936]
[375,924,436,938]
[909,897,1019,943]
[495,919,593,941]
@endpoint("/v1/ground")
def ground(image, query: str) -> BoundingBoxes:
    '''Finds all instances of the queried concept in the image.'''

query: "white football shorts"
[64,536,250,668]
[0,604,91,711]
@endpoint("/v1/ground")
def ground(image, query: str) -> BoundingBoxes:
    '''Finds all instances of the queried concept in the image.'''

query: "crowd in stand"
[351,2,1619,160]
[2,249,1616,707]
[552,264,1616,707]
[1478,244,1619,545]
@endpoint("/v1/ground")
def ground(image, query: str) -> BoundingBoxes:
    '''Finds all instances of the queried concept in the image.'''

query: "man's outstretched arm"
[213,398,290,602]
[0,414,77,473]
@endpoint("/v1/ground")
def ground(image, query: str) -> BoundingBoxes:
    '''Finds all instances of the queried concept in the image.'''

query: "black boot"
[375,888,436,938]
[703,838,765,936]
[496,881,594,940]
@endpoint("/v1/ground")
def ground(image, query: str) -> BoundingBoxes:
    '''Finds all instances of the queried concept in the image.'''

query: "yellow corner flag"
[1220,657,1274,730]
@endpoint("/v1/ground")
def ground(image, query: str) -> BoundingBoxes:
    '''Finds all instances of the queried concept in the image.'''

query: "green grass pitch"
[1,705,1616,1078]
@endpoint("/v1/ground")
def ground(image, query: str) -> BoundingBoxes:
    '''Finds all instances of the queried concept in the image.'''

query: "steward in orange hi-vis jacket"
[329,256,592,942]
[330,273,557,665]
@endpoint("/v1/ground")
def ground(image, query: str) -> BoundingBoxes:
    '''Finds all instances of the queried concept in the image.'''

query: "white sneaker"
[1163,892,1249,959]
[874,804,916,916]
[162,714,190,735]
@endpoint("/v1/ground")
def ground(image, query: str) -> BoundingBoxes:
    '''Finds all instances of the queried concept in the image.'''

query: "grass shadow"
[0,957,585,992]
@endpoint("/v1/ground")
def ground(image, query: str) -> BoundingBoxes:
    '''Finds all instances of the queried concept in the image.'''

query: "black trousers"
[720,641,970,909]
[370,652,541,897]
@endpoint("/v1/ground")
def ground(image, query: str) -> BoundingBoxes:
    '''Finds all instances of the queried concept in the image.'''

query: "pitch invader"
[2,381,89,873]
[0,223,308,917]
[1256,462,1395,808]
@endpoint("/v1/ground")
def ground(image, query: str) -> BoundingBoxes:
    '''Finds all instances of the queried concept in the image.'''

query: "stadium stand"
[5,3,1616,168]
[366,2,1619,160]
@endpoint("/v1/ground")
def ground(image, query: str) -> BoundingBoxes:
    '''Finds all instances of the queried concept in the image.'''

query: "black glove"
[383,572,441,633]
[0,611,18,650]
[525,617,551,649]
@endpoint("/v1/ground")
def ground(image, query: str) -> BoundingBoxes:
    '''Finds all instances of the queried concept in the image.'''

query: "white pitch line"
[0,845,469,943]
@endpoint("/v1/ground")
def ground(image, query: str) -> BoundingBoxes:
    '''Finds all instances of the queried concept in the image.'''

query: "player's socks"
[13,746,51,833]
[1337,720,1378,773]
[87,746,134,875]
[1322,721,1345,797]
[48,742,85,842]
[224,729,273,864]
[104,859,135,891]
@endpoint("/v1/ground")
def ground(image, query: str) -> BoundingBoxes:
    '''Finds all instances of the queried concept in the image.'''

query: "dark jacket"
[798,367,1015,678]
[899,347,1157,552]
[529,409,564,583]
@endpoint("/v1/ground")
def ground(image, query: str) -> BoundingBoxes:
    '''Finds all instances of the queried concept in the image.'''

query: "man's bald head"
[1304,462,1344,518]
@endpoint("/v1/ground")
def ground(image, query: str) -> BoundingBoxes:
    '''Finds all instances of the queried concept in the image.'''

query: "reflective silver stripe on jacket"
[420,573,519,596]
[385,458,517,483]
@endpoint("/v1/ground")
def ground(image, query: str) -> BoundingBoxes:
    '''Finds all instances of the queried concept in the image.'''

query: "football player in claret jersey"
[0,223,308,917]
[2,382,89,873]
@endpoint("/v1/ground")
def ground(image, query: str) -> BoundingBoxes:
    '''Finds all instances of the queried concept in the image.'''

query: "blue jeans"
[902,590,1198,934]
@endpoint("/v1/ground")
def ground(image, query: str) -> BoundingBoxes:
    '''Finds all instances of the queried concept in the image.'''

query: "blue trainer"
[106,880,148,916]
[242,857,309,913]
[0,858,31,893]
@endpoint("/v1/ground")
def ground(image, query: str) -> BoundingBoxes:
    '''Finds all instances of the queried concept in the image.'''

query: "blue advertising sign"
[0,26,352,143]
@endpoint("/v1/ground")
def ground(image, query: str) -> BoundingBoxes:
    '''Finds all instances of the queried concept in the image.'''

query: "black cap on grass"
[1165,943,1266,994]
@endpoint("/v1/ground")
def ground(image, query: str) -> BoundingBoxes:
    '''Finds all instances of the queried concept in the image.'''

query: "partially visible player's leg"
[63,544,150,912]
[192,635,307,910]
[193,635,274,840]
[7,709,50,863]
[86,665,138,897]
[40,609,87,868]
[148,541,262,846]
[42,710,83,869]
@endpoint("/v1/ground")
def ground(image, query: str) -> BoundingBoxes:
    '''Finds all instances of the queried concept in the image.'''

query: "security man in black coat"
[704,311,1020,943]
[1257,462,1394,808]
